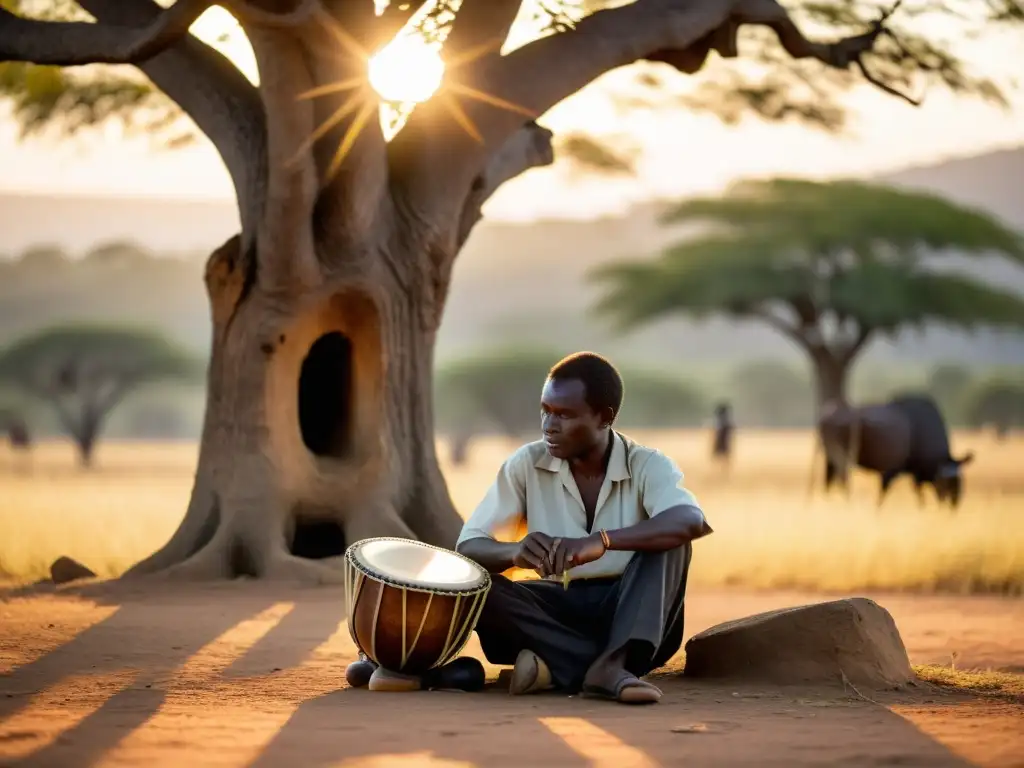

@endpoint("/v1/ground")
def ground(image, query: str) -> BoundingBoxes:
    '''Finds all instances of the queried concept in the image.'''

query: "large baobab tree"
[0,0,1006,582]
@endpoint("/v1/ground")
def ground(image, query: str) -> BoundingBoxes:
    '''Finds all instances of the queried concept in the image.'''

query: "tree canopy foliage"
[1,0,1020,162]
[591,178,1024,405]
[0,324,200,464]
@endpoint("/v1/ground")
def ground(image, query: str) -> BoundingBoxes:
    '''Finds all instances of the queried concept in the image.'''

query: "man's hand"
[548,534,607,578]
[512,532,556,575]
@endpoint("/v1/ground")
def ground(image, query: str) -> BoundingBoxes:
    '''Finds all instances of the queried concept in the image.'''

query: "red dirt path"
[1,583,1022,767]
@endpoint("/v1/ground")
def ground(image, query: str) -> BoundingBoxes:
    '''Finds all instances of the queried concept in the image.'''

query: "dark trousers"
[474,544,692,692]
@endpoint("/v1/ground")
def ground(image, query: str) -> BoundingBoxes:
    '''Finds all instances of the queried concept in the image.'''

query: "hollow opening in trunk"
[298,331,353,457]
[290,519,347,560]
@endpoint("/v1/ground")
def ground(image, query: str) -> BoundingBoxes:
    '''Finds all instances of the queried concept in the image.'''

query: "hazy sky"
[2,5,1022,221]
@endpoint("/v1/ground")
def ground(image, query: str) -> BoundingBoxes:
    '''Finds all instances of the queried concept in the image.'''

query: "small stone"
[671,724,710,734]
[49,556,95,585]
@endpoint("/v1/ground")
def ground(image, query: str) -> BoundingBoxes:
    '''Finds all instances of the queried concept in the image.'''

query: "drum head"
[349,538,487,592]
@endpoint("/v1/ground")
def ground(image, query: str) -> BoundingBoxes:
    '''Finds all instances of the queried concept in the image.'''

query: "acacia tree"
[0,325,198,465]
[592,178,1024,412]
[0,0,1014,583]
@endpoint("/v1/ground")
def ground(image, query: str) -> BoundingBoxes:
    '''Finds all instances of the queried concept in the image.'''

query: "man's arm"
[604,450,712,552]
[602,504,710,552]
[455,450,536,574]
[548,451,712,574]
[456,537,521,574]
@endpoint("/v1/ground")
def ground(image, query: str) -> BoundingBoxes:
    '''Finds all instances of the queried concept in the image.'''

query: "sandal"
[582,671,662,704]
[509,649,554,695]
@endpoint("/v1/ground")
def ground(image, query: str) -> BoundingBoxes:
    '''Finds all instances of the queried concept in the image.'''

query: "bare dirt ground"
[1,583,1022,768]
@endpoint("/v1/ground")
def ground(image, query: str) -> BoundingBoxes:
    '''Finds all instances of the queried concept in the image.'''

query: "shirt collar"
[534,431,631,482]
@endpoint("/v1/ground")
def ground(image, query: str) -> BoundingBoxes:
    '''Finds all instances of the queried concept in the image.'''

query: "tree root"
[141,532,234,582]
[343,501,416,545]
[122,475,220,578]
[122,463,462,584]
[265,552,346,585]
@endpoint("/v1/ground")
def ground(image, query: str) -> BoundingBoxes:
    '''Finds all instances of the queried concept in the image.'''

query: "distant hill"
[1,145,1023,368]
[0,191,237,255]
[879,145,1024,231]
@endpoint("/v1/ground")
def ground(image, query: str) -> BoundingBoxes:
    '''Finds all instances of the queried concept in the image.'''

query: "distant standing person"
[2,413,32,473]
[711,402,734,470]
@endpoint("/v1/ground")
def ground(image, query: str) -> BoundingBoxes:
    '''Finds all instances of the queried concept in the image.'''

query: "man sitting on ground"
[457,351,712,705]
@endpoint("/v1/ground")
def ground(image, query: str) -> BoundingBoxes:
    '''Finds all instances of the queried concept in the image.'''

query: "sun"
[368,36,446,104]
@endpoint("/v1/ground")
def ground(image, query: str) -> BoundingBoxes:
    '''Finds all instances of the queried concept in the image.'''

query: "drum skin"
[344,539,491,676]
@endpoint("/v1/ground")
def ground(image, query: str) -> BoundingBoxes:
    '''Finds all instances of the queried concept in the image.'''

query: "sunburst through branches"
[293,4,538,181]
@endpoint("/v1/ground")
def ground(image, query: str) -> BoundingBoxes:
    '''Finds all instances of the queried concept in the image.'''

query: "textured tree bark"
[125,231,464,584]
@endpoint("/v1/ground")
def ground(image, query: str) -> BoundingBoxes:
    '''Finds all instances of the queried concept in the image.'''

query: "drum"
[343,537,491,676]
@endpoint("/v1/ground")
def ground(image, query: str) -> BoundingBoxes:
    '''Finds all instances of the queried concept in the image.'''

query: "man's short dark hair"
[548,351,624,420]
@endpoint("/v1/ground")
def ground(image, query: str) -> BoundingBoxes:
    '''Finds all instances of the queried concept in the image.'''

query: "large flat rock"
[683,597,915,689]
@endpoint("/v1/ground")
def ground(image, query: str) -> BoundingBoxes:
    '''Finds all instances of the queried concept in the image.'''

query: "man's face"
[540,377,607,460]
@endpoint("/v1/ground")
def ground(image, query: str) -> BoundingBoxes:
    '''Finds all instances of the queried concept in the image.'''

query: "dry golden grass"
[1,429,1022,593]
[914,665,1024,701]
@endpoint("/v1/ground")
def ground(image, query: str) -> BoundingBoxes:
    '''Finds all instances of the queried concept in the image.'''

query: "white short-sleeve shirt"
[457,431,709,580]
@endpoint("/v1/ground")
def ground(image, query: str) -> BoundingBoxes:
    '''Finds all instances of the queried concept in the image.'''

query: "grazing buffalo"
[817,395,974,508]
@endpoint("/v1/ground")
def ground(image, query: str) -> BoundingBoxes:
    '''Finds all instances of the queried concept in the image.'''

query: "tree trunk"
[810,348,854,493]
[77,439,95,468]
[810,350,850,416]
[124,235,464,584]
[74,412,102,469]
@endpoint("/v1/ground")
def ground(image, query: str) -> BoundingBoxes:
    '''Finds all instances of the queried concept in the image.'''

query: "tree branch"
[444,0,523,64]
[457,120,554,247]
[0,0,213,66]
[751,305,810,347]
[840,323,873,363]
[465,0,912,155]
[374,0,430,48]
[244,29,321,290]
[223,0,323,28]
[388,0,526,221]
[76,0,268,249]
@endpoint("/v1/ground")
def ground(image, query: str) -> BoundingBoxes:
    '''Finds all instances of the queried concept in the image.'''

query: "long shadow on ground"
[248,676,973,767]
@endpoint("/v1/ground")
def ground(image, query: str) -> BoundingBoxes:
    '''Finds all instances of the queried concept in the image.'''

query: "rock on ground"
[50,556,96,585]
[683,597,915,689]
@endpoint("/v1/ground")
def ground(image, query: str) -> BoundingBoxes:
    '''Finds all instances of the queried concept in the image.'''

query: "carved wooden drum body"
[344,537,491,676]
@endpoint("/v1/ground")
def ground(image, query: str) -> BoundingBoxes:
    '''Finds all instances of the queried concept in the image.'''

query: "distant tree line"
[434,348,708,439]
[0,325,200,466]
[432,348,1024,440]
[3,333,1020,463]
[0,240,208,269]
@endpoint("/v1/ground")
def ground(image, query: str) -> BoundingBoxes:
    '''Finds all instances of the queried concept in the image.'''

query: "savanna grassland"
[1,429,1021,594]
[2,430,1023,767]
